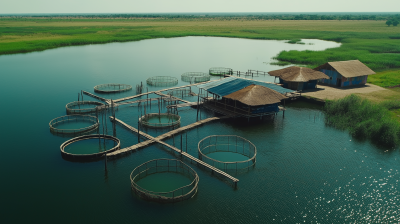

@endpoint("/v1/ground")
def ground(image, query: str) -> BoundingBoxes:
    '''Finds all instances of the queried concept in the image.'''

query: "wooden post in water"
[196,89,200,121]
[138,120,140,143]
[105,152,107,171]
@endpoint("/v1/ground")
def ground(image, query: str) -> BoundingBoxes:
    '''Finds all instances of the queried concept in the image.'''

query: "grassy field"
[0,18,400,72]
[368,70,400,87]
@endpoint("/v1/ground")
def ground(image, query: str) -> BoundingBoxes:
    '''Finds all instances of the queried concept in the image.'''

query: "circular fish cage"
[209,67,232,76]
[94,83,132,93]
[181,72,210,83]
[139,113,180,128]
[66,101,105,115]
[130,159,199,203]
[146,76,178,87]
[49,115,99,135]
[198,135,256,171]
[60,134,120,160]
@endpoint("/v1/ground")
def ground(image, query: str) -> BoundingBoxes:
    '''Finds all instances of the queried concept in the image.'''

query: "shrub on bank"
[324,94,400,147]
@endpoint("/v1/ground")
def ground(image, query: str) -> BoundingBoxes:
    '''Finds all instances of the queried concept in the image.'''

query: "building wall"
[319,69,341,86]
[319,69,368,87]
[279,79,318,90]
[251,103,279,114]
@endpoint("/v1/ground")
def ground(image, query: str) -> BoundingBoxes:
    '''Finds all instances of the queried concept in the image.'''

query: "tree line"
[1,13,400,22]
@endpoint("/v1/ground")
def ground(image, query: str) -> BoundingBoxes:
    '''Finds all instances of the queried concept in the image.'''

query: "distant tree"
[386,20,392,26]
[393,20,399,26]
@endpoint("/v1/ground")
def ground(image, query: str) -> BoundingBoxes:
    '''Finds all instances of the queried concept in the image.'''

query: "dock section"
[107,116,238,185]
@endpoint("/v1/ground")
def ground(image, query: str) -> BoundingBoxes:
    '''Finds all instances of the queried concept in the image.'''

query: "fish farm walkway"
[82,91,111,104]
[113,81,216,103]
[107,116,238,185]
[166,101,201,109]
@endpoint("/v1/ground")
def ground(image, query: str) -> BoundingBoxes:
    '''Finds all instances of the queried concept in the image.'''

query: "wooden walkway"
[118,97,162,106]
[154,91,191,103]
[113,80,216,103]
[166,101,200,109]
[107,116,238,184]
[82,91,110,104]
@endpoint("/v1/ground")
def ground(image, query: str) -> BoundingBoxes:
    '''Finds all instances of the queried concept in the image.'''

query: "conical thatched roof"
[224,84,288,106]
[268,66,329,82]
[314,60,375,78]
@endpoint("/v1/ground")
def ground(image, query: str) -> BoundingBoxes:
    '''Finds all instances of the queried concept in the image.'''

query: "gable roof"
[268,66,329,82]
[224,84,288,106]
[314,60,375,78]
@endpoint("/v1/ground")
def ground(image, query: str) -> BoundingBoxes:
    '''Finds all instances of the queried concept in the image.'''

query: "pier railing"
[181,72,210,83]
[66,101,105,114]
[198,135,257,171]
[94,83,132,93]
[139,113,181,128]
[146,76,178,87]
[130,159,199,203]
[49,115,99,135]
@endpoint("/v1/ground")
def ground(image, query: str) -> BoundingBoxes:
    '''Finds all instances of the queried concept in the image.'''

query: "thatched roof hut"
[314,60,375,87]
[268,66,329,82]
[224,84,288,106]
[314,60,375,78]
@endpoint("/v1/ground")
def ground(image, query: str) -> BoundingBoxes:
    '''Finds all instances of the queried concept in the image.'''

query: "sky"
[1,0,399,14]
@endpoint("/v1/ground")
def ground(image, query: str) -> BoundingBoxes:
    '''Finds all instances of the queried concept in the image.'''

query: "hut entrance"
[336,78,341,87]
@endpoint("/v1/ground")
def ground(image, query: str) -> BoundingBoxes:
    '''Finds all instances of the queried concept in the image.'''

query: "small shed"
[314,60,375,87]
[268,66,329,91]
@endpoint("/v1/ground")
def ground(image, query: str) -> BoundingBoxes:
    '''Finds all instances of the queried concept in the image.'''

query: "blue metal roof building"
[197,77,293,97]
[196,77,293,118]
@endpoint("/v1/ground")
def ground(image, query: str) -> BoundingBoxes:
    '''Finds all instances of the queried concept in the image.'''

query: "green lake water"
[146,115,179,124]
[54,120,96,130]
[1,36,399,223]
[136,172,192,193]
[64,138,115,155]
[206,152,250,162]
[69,104,98,109]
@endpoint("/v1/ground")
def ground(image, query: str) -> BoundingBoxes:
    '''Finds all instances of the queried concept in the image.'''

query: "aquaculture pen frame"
[130,159,199,203]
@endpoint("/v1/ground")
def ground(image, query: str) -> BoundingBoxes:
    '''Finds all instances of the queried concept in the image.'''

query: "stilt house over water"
[196,77,291,118]
[268,66,329,91]
[314,60,375,87]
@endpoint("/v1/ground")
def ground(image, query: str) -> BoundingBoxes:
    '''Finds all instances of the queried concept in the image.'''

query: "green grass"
[367,69,400,87]
[269,61,292,66]
[324,94,400,147]
[275,38,400,71]
[0,19,400,71]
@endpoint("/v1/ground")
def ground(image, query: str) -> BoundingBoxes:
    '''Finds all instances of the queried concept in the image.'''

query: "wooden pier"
[107,116,238,185]
[113,81,216,103]
[166,101,200,109]
[154,91,191,103]
[82,91,110,104]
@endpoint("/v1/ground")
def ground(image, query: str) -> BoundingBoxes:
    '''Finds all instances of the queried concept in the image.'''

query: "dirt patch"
[302,84,387,101]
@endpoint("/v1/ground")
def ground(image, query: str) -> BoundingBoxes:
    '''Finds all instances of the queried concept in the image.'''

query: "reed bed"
[324,94,400,147]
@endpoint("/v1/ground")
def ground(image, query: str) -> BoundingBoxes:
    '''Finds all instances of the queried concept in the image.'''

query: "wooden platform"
[113,81,216,103]
[166,101,201,109]
[107,116,238,185]
[154,91,191,103]
[82,91,110,104]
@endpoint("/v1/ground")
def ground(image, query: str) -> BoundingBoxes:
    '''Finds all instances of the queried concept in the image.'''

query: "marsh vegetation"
[324,95,400,147]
